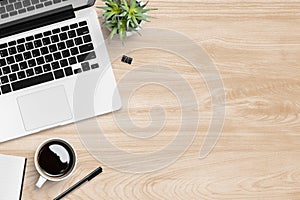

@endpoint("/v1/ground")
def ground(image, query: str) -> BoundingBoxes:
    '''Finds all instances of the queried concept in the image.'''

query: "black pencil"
[53,166,103,200]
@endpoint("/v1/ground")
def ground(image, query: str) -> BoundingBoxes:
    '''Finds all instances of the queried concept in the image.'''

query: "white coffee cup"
[34,138,77,188]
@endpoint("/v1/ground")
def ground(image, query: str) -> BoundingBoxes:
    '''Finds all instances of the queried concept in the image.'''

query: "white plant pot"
[125,21,144,37]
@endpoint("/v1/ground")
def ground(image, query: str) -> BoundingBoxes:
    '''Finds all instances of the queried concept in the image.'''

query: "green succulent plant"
[99,0,156,41]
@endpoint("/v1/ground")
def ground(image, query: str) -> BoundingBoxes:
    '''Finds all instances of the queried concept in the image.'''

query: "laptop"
[0,0,122,142]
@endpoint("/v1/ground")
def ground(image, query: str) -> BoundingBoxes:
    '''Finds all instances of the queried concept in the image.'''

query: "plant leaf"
[109,27,118,39]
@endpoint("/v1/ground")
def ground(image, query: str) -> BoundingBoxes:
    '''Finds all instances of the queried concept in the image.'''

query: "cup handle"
[35,176,47,188]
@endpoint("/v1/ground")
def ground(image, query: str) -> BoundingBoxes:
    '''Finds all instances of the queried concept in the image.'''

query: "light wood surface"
[1,0,300,199]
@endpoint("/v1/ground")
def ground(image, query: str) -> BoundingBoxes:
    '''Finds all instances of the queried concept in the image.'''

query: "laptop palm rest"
[17,86,73,131]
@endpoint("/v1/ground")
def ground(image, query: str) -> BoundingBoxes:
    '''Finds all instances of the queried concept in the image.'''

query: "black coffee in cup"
[37,140,75,177]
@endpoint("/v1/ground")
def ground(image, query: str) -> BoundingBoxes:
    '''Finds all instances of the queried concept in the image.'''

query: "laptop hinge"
[0,5,75,39]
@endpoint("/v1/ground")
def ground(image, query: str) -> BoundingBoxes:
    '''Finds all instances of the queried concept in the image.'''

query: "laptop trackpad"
[17,86,73,131]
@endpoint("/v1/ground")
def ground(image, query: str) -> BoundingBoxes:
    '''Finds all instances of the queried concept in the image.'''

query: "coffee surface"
[38,141,74,177]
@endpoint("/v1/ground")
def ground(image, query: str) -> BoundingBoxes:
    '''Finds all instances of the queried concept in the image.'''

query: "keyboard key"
[45,54,53,62]
[53,0,61,4]
[8,41,16,46]
[61,25,69,31]
[0,7,5,14]
[15,54,23,62]
[51,35,59,43]
[31,0,39,5]
[76,27,89,36]
[25,68,34,77]
[0,59,7,67]
[17,38,25,44]
[23,0,31,7]
[36,56,45,65]
[79,43,94,53]
[9,11,18,16]
[1,13,9,19]
[70,47,79,55]
[34,33,43,39]
[23,51,32,59]
[6,56,15,64]
[14,2,22,9]
[0,43,8,49]
[62,49,70,58]
[11,64,19,72]
[64,67,73,76]
[32,49,40,57]
[9,73,17,82]
[59,32,68,41]
[0,49,8,57]
[42,64,51,72]
[34,66,43,74]
[18,8,27,14]
[75,37,83,45]
[57,42,66,50]
[51,61,59,70]
[68,57,77,65]
[79,21,87,27]
[91,63,99,69]
[81,62,90,71]
[60,59,68,67]
[8,47,17,55]
[66,40,74,48]
[54,69,64,79]
[1,76,9,84]
[6,4,14,12]
[44,1,52,6]
[40,47,49,55]
[53,52,62,60]
[1,84,12,94]
[12,72,54,91]
[0,0,8,6]
[34,39,42,48]
[19,61,28,70]
[25,42,34,50]
[70,23,78,29]
[28,59,36,67]
[17,71,26,79]
[68,30,76,38]
[52,28,60,34]
[83,35,91,43]
[49,44,57,52]
[17,44,25,52]
[26,36,34,41]
[35,3,43,8]
[42,37,51,45]
[77,51,96,63]
[43,31,51,36]
[2,66,11,74]
[74,68,82,74]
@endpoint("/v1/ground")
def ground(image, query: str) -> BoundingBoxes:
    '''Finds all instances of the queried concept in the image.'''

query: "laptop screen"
[0,0,94,25]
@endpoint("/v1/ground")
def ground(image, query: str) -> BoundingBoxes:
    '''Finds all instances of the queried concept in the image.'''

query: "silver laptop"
[0,0,122,142]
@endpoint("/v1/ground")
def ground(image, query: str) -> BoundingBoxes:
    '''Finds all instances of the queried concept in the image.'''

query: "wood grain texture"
[1,0,300,199]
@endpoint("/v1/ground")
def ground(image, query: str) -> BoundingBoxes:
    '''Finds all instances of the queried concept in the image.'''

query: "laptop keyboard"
[0,20,100,95]
[0,0,68,19]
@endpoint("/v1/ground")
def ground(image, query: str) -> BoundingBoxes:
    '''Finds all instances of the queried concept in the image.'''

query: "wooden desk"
[1,0,300,199]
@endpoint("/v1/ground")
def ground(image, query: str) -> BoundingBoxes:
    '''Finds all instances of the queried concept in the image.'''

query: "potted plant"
[98,0,156,41]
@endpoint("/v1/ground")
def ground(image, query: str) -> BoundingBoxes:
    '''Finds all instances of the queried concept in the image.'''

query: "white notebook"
[0,154,27,200]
